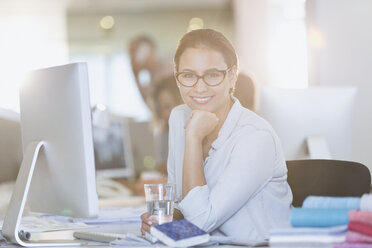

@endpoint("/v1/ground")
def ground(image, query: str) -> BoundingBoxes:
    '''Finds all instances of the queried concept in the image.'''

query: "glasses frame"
[175,67,231,87]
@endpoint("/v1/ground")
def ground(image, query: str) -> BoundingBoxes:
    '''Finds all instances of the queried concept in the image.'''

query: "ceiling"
[67,0,230,13]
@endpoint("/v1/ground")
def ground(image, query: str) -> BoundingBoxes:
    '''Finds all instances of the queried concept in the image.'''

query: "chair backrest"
[287,159,371,207]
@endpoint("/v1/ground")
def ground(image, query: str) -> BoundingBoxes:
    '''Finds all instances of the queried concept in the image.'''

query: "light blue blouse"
[167,98,293,240]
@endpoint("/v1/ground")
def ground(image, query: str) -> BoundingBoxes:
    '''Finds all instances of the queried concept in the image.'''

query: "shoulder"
[229,102,286,171]
[233,107,280,151]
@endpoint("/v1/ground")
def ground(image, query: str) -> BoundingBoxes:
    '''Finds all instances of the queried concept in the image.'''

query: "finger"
[148,215,159,225]
[142,223,151,233]
[140,213,149,222]
[142,222,151,229]
[141,222,151,235]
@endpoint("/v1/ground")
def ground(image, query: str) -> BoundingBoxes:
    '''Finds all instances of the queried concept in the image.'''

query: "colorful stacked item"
[337,199,372,248]
[270,194,372,246]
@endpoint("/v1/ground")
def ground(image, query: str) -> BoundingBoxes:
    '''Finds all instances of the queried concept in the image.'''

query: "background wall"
[68,7,235,59]
[306,0,372,170]
[67,6,235,120]
[233,0,269,86]
[0,0,68,112]
[234,0,372,171]
[234,0,308,91]
[1,0,371,171]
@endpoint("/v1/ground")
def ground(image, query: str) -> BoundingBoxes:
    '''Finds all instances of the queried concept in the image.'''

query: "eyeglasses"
[175,67,231,87]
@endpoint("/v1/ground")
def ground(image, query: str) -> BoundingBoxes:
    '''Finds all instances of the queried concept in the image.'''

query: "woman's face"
[177,48,235,116]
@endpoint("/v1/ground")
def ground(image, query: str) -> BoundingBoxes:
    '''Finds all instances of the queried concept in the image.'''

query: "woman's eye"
[206,72,221,78]
[181,73,195,79]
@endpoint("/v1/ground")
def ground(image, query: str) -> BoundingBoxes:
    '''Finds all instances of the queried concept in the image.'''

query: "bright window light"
[267,0,308,89]
[69,53,151,121]
[0,8,68,112]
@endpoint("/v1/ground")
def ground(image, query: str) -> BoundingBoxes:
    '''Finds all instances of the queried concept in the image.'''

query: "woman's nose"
[194,77,208,92]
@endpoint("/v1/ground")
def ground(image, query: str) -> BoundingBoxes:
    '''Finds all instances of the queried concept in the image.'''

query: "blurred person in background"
[129,36,182,191]
[152,75,183,174]
[129,35,173,114]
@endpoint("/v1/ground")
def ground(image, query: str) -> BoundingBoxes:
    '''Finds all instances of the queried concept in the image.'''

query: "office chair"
[287,159,371,207]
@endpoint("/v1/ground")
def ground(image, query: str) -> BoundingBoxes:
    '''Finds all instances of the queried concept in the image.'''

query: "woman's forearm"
[182,135,206,198]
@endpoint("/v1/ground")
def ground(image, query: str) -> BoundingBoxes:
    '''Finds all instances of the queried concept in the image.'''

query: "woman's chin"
[189,104,214,113]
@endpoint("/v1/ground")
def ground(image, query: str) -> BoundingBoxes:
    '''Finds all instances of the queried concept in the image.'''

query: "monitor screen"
[259,86,357,160]
[92,111,135,179]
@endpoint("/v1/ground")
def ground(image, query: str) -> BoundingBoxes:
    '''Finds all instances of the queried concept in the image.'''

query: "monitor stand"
[1,141,83,247]
[306,136,332,159]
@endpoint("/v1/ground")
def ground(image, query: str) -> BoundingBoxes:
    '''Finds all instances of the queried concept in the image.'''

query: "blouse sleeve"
[166,110,176,185]
[178,128,277,232]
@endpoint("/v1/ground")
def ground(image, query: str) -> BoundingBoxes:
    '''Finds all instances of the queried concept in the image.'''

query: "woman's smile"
[191,96,213,104]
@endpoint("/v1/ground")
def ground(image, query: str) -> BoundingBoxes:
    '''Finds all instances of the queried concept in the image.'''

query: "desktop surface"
[0,212,340,248]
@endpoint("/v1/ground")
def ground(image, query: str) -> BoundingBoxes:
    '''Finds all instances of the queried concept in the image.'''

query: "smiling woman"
[141,29,293,241]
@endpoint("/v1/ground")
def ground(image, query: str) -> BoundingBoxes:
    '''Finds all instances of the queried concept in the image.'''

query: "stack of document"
[270,225,347,245]
[269,196,359,246]
[341,208,372,247]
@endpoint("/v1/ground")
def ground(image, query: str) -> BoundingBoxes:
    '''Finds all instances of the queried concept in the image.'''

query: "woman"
[141,29,292,240]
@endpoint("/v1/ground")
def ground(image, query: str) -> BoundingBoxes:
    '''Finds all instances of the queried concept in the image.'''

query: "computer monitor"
[259,86,357,161]
[91,107,135,179]
[127,120,157,174]
[2,63,99,246]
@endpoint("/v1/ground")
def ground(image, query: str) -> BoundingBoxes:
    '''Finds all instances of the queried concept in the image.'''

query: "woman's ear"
[173,72,180,88]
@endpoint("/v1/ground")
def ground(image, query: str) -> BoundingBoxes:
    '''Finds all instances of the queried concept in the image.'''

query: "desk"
[30,222,141,247]
[0,220,339,248]
[0,183,338,248]
[1,222,257,248]
[0,213,142,247]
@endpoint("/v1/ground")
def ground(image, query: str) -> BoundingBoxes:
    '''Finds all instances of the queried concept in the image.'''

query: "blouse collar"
[211,96,243,150]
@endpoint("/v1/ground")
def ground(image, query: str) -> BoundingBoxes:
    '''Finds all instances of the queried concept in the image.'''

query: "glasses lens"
[177,72,197,86]
[204,71,225,85]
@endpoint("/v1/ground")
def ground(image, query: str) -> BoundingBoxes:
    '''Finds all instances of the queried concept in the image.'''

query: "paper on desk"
[0,216,91,233]
[0,232,6,246]
[202,236,269,247]
[270,225,348,235]
[40,205,147,225]
[111,233,162,246]
[111,234,268,247]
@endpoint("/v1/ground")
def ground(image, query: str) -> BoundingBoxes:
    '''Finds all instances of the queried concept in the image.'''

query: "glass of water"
[144,183,176,225]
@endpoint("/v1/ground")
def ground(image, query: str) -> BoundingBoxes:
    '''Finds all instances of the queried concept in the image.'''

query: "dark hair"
[130,35,155,49]
[174,29,238,72]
